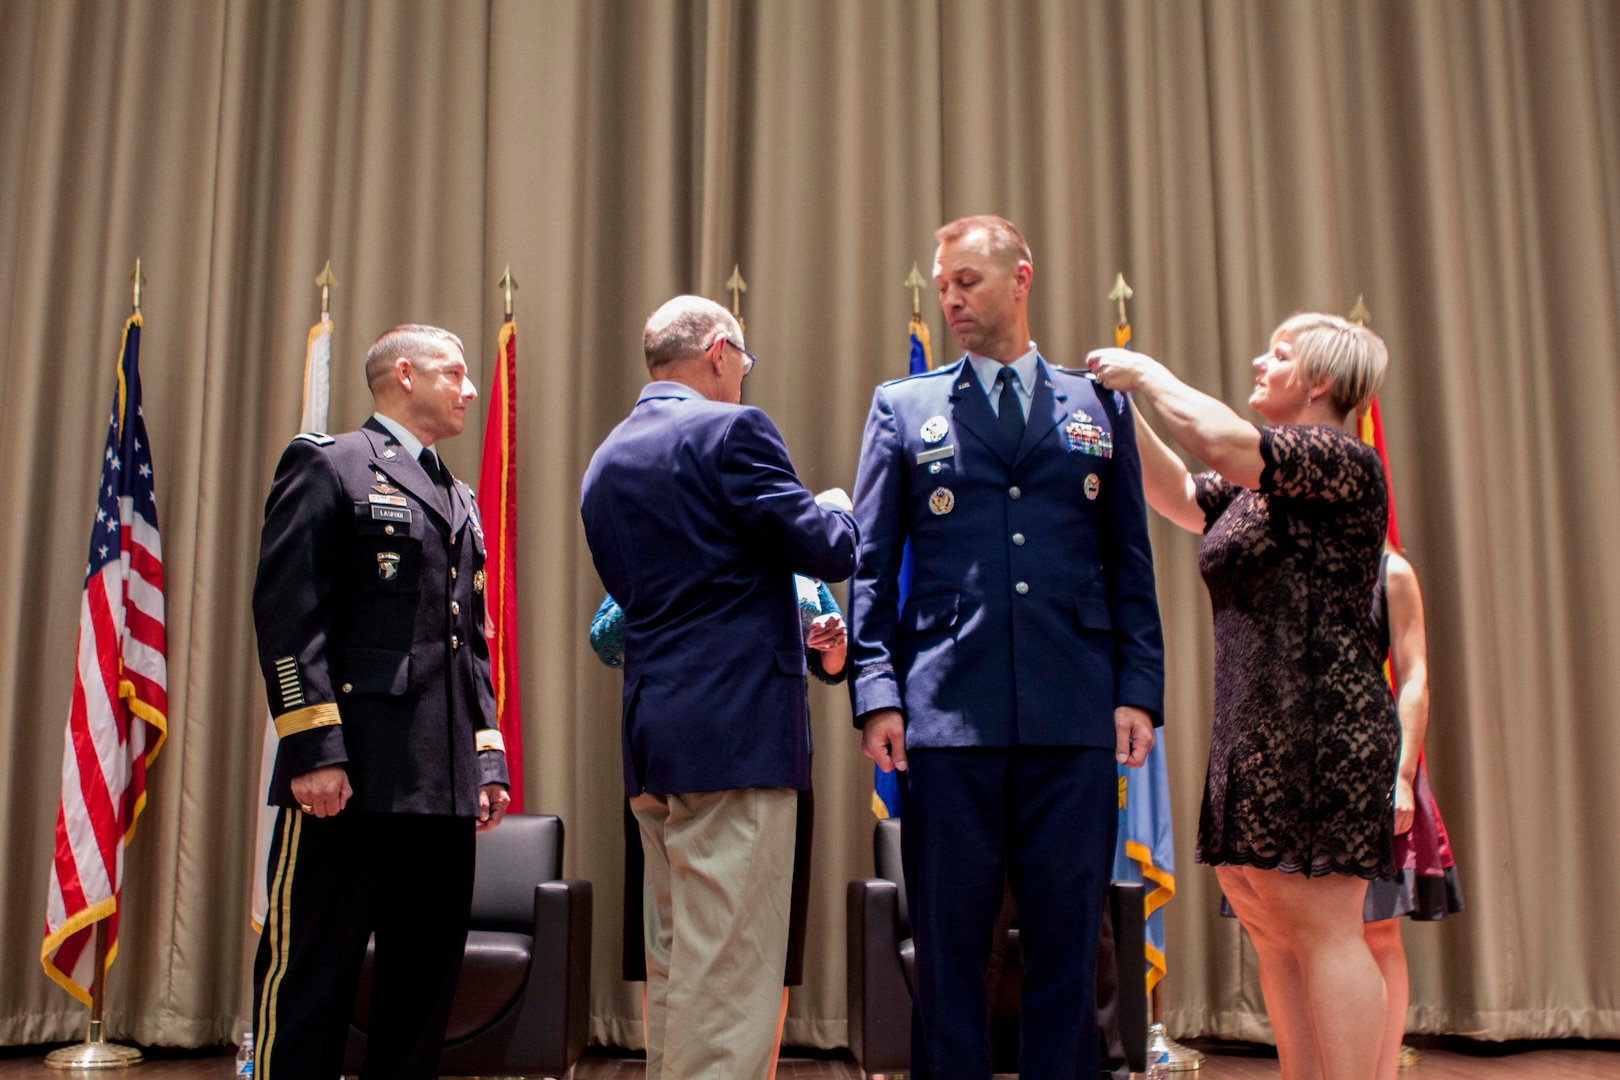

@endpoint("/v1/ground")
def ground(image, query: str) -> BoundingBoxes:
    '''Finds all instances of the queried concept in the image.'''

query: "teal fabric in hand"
[590,576,844,684]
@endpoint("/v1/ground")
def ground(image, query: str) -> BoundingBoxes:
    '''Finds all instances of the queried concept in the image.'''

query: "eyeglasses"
[717,335,758,377]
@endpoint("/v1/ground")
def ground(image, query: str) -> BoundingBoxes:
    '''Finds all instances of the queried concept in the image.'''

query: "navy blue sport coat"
[581,382,859,795]
[849,356,1165,748]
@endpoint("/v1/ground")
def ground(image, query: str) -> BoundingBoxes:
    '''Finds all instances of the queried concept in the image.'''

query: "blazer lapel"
[946,359,1014,468]
[446,467,471,538]
[1011,358,1069,471]
[362,420,451,530]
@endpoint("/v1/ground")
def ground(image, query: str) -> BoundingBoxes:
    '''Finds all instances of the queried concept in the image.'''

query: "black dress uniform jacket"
[254,417,508,816]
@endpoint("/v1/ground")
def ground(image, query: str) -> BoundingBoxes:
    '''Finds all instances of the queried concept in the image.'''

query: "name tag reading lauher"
[916,444,956,465]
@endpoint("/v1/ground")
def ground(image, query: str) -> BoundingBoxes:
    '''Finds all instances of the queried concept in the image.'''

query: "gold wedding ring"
[299,803,315,814]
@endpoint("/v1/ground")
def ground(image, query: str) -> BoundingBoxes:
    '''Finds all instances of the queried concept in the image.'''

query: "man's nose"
[463,377,478,400]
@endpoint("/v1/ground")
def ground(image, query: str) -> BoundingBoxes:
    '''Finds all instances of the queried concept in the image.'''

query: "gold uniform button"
[450,601,460,616]
[341,682,353,693]
[1014,581,1029,595]
[451,634,461,649]
[1012,533,1026,546]
[1008,486,1022,499]
[451,567,458,579]
[384,525,395,535]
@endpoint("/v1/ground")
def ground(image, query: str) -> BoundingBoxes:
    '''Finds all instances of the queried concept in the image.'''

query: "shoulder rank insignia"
[293,432,335,446]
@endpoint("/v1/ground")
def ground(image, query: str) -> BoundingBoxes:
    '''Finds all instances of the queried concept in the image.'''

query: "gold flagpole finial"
[904,262,929,317]
[1108,272,1133,329]
[497,266,518,321]
[1348,294,1371,326]
[131,258,146,314]
[725,264,748,334]
[315,260,337,318]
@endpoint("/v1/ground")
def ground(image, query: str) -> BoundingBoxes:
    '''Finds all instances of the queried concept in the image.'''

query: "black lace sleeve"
[1258,425,1383,504]
[1193,471,1241,532]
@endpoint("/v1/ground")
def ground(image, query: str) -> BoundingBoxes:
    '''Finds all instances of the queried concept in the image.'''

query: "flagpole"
[1110,270,1204,1073]
[725,264,747,334]
[43,263,149,1073]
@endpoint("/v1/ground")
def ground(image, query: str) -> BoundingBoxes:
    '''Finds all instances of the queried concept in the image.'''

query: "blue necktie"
[996,367,1025,452]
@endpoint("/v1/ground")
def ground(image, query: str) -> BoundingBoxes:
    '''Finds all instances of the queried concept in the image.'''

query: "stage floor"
[3,1042,1620,1078]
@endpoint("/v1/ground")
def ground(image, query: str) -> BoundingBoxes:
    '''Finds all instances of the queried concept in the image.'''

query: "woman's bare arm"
[1385,552,1431,835]
[1132,402,1206,534]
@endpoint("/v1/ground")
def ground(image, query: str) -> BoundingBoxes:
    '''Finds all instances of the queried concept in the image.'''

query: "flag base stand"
[44,1020,143,1070]
[46,923,142,1069]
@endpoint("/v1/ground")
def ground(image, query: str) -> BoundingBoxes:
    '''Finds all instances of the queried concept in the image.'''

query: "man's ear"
[394,356,413,391]
[1013,260,1034,299]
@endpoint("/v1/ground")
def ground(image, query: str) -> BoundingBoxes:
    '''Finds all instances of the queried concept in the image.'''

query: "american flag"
[41,313,168,1004]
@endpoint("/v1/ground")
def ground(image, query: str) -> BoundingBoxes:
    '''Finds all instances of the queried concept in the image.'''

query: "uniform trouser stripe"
[256,810,301,1080]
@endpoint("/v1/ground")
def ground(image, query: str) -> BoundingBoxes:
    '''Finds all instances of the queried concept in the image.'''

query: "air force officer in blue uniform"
[582,295,858,1080]
[850,217,1165,1080]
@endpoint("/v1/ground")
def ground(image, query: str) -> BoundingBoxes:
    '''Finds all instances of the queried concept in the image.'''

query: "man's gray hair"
[643,296,741,370]
[366,324,466,391]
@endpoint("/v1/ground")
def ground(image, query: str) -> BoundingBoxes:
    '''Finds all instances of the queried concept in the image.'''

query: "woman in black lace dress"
[1089,314,1395,1080]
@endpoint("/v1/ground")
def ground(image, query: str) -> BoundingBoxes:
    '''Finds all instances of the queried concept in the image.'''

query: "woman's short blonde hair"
[1271,312,1389,419]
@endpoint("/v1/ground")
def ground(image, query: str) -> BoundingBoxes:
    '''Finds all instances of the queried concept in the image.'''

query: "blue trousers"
[902,746,1118,1080]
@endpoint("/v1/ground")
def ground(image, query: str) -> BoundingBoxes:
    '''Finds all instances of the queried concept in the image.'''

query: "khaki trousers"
[631,787,798,1080]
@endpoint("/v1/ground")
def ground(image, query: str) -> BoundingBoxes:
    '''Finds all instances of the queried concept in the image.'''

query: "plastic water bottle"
[235,1032,254,1077]
[1146,1022,1172,1079]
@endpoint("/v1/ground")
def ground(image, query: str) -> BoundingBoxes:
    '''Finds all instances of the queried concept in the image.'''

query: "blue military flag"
[871,311,932,820]
[1107,297,1176,992]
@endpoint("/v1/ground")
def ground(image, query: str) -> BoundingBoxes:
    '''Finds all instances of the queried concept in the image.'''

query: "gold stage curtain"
[1,0,1618,1050]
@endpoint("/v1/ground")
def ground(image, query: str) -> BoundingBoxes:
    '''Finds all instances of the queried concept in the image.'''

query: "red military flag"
[42,313,168,1002]
[477,317,524,810]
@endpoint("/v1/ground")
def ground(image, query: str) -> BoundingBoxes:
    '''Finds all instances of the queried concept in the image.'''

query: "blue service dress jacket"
[581,381,859,796]
[849,356,1165,748]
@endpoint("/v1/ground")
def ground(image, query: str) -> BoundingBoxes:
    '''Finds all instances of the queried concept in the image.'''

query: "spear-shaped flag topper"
[905,261,930,317]
[726,264,747,334]
[498,266,518,321]
[131,259,146,314]
[315,260,337,318]
[1349,294,1371,326]
[1109,272,1133,349]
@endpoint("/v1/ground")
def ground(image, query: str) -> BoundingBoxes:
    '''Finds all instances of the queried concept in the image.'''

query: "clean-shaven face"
[934,234,1020,356]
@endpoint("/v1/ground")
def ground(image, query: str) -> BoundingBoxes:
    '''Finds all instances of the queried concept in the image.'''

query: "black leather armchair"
[847,817,1147,1078]
[344,813,593,1078]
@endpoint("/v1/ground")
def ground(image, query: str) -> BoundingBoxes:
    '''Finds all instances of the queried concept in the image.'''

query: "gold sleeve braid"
[273,703,342,739]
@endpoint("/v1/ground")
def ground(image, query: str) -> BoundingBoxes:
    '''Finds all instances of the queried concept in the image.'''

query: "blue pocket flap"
[776,649,808,676]
[340,648,412,696]
[900,592,960,636]
[1074,596,1113,632]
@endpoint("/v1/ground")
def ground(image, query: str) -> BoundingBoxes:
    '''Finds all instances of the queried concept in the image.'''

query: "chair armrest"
[847,878,912,1074]
[1110,880,1148,1074]
[497,878,593,1077]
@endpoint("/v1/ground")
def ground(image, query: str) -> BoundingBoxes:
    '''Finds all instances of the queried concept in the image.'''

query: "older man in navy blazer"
[582,295,858,1080]
[850,217,1165,1080]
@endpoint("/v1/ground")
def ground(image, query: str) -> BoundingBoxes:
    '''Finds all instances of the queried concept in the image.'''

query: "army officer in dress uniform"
[251,324,511,1080]
[849,216,1165,1080]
